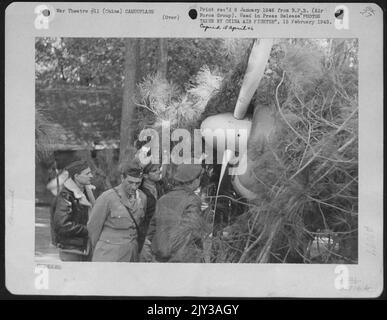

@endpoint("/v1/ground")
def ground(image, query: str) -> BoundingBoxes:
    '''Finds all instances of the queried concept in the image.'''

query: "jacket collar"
[64,178,92,207]
[117,184,139,198]
[117,184,141,209]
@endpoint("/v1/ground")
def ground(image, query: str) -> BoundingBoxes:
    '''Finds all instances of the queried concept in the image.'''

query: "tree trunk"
[158,39,168,79]
[119,38,139,164]
[136,39,143,83]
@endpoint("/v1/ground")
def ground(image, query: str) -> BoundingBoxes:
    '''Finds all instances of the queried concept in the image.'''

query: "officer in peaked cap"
[142,163,204,263]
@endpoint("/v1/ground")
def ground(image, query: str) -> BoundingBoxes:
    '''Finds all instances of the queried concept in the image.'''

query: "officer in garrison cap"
[88,160,147,262]
[143,164,204,263]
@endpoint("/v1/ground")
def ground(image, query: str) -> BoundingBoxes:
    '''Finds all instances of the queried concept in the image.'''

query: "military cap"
[173,164,203,183]
[120,159,144,181]
[65,159,90,178]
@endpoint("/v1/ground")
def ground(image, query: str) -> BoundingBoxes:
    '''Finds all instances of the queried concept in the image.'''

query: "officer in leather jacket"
[53,159,94,261]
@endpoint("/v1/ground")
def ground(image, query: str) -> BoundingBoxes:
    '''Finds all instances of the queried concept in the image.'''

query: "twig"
[275,72,309,146]
[135,102,158,115]
[321,179,357,201]
[317,155,357,164]
[334,107,358,135]
[328,90,338,120]
[239,223,268,263]
[298,121,312,171]
[310,164,335,188]
[307,195,354,214]
[219,240,245,254]
[307,112,357,181]
[270,252,284,263]
[317,203,329,231]
[299,99,352,133]
[251,170,273,191]
[288,147,321,181]
[204,195,251,206]
[320,94,328,118]
[294,246,313,263]
[282,246,291,263]
[256,219,282,263]
[302,227,358,236]
[338,136,356,153]
[241,209,262,258]
[321,246,357,263]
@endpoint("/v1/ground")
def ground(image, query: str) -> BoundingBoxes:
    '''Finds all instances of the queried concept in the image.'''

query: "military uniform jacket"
[87,185,146,262]
[53,186,90,251]
[147,187,203,262]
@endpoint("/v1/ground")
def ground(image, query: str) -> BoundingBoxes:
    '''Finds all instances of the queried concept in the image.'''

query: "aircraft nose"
[200,112,252,155]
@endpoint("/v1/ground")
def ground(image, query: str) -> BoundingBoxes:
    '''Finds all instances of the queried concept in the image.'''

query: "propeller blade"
[234,39,274,119]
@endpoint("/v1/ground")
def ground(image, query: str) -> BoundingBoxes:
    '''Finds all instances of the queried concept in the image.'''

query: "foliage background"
[35,38,234,145]
[36,38,358,264]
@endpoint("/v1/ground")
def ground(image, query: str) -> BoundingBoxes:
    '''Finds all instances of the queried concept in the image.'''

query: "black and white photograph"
[5,2,383,297]
[35,37,359,264]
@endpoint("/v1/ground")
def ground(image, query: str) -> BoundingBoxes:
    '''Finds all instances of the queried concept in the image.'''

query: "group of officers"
[51,158,205,263]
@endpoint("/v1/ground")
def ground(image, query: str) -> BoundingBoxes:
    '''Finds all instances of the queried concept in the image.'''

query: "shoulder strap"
[112,188,140,235]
